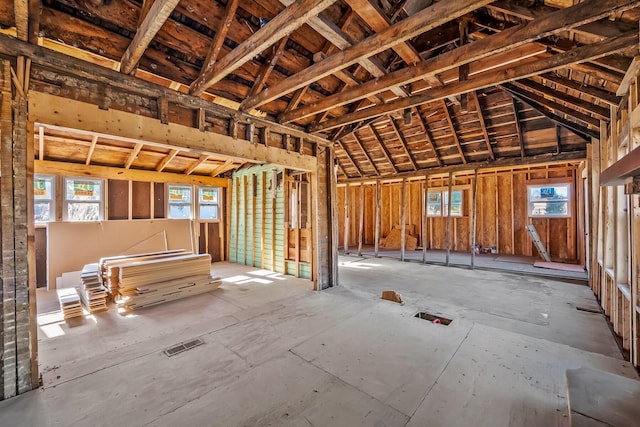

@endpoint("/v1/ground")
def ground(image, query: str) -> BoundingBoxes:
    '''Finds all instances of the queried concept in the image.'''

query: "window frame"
[197,186,220,221]
[63,177,104,221]
[167,184,194,219]
[34,174,55,223]
[527,182,572,218]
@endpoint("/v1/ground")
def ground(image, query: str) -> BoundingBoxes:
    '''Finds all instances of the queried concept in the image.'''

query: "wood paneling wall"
[338,163,580,261]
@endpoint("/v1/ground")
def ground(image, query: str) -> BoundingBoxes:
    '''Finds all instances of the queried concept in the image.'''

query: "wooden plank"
[343,183,349,254]
[241,0,492,110]
[120,0,181,74]
[85,135,98,165]
[249,36,289,98]
[190,0,337,95]
[125,143,144,169]
[600,144,640,186]
[352,132,380,176]
[541,73,620,107]
[184,154,209,175]
[310,30,638,132]
[156,149,178,172]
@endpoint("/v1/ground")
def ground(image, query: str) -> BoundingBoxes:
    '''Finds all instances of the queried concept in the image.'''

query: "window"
[426,190,463,217]
[65,177,103,221]
[168,185,192,219]
[34,175,54,222]
[528,183,571,217]
[198,187,219,220]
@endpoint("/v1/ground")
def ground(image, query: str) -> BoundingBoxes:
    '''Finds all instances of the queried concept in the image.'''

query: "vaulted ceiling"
[1,0,638,179]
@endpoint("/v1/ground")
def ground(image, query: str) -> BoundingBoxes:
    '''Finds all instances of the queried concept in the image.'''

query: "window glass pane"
[199,187,218,204]
[66,179,101,201]
[35,201,52,222]
[528,184,570,217]
[169,204,191,219]
[34,177,53,200]
[199,205,218,220]
[169,186,192,203]
[443,190,463,216]
[426,191,441,217]
[67,202,100,221]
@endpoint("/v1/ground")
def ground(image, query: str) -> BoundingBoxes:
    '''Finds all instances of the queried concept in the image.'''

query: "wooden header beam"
[337,150,587,184]
[29,92,317,172]
[600,144,640,186]
[36,160,230,187]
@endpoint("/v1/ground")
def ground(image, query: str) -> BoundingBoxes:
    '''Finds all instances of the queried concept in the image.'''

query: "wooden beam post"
[471,169,479,269]
[446,172,453,266]
[401,178,407,261]
[374,179,381,257]
[343,183,349,254]
[423,174,429,264]
[314,145,338,289]
[358,184,364,256]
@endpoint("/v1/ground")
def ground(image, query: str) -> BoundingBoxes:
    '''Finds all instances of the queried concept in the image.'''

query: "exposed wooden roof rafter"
[369,124,399,174]
[441,99,467,164]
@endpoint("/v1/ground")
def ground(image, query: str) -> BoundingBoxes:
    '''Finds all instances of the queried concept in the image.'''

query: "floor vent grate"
[164,338,204,357]
[415,312,453,325]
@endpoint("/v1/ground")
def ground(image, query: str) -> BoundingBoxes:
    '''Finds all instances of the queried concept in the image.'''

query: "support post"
[358,184,364,256]
[401,178,406,261]
[343,183,349,254]
[471,169,478,269]
[422,174,429,264]
[446,172,453,266]
[374,180,381,257]
[314,145,337,290]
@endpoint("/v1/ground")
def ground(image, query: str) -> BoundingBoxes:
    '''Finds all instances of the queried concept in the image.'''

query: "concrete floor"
[0,257,636,426]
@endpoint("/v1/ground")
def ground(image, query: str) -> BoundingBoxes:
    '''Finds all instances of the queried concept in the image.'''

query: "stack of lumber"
[79,263,108,312]
[380,225,418,250]
[100,250,190,297]
[56,288,83,320]
[107,252,221,310]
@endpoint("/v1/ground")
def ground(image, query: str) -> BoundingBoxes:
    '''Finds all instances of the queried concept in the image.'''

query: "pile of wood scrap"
[57,288,83,320]
[380,225,418,250]
[101,251,221,310]
[79,263,108,312]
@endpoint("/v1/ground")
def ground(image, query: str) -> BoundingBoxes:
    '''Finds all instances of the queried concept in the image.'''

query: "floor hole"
[415,312,452,325]
[164,338,204,357]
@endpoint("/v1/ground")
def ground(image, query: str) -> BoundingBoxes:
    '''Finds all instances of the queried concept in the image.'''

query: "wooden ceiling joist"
[185,154,210,175]
[248,36,289,98]
[197,0,239,83]
[441,100,467,165]
[189,0,338,96]
[413,106,443,167]
[125,143,144,169]
[352,132,380,176]
[539,73,621,107]
[156,149,179,172]
[277,0,408,99]
[120,0,181,75]
[511,98,526,159]
[85,135,98,165]
[336,140,364,177]
[501,83,599,141]
[471,91,495,161]
[369,124,399,174]
[240,0,493,111]
[281,0,631,125]
[389,117,418,171]
[310,30,638,132]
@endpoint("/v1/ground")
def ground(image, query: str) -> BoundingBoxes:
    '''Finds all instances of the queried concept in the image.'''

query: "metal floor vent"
[164,338,204,357]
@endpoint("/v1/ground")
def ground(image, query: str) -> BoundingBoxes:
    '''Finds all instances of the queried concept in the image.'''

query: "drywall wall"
[47,219,195,288]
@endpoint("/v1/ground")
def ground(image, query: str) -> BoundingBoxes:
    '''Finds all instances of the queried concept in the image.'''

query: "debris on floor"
[381,290,403,304]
